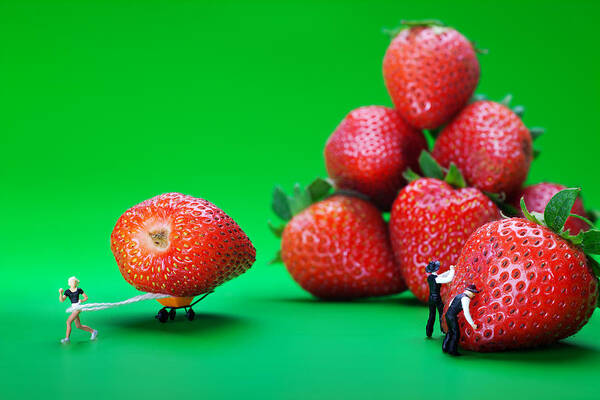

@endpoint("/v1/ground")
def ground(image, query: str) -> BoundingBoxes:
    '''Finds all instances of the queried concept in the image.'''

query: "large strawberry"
[444,188,599,352]
[111,193,256,297]
[511,182,590,235]
[432,100,533,197]
[383,20,480,130]
[270,178,405,299]
[324,105,427,210]
[390,152,501,303]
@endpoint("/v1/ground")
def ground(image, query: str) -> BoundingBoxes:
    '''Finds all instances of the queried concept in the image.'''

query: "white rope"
[66,293,171,313]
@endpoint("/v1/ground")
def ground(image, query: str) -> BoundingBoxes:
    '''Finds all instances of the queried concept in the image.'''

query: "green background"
[1,1,599,399]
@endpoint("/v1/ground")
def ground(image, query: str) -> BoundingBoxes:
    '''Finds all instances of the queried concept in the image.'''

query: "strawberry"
[389,153,501,303]
[443,188,600,352]
[324,105,427,210]
[270,179,405,299]
[111,193,256,297]
[511,182,590,235]
[383,20,480,130]
[432,100,533,196]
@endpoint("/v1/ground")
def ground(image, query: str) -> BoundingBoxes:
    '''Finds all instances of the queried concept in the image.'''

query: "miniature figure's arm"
[59,288,66,303]
[435,266,456,284]
[80,293,88,303]
[461,296,478,329]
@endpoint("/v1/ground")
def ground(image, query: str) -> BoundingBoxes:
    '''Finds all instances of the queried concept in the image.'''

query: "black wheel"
[169,308,176,320]
[156,308,169,323]
[186,308,195,321]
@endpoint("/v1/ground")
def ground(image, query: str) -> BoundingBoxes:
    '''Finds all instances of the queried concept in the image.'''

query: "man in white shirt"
[442,284,480,356]
[425,261,455,337]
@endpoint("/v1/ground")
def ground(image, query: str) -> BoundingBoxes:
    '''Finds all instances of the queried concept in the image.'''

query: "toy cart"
[154,291,213,323]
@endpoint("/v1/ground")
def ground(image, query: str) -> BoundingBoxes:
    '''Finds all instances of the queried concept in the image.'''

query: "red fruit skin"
[511,183,590,235]
[383,26,480,130]
[445,218,598,352]
[433,101,533,196]
[389,178,500,303]
[324,106,427,210]
[111,193,256,297]
[281,195,405,299]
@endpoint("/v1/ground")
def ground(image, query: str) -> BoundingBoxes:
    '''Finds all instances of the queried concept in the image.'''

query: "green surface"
[2,1,600,399]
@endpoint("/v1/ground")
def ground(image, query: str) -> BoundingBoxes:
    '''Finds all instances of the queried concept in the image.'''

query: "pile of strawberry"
[271,20,600,352]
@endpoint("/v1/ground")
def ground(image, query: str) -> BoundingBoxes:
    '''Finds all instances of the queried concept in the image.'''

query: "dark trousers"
[426,295,444,337]
[442,313,460,355]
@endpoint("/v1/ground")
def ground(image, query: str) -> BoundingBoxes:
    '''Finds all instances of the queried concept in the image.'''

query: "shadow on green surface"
[268,294,424,307]
[466,341,599,363]
[103,312,246,335]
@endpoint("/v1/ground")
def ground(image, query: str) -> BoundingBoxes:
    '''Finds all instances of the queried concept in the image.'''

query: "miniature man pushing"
[443,284,479,356]
[425,260,455,338]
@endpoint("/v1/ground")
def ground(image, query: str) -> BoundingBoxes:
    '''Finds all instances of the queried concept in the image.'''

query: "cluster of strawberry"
[271,21,600,352]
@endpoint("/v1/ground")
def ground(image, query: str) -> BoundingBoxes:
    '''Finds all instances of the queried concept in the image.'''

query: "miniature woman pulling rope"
[57,276,193,343]
[58,276,98,344]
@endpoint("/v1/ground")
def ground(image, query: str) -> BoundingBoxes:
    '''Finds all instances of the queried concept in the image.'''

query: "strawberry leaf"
[561,230,584,245]
[383,20,445,39]
[544,188,581,233]
[425,128,442,142]
[419,151,444,180]
[403,168,421,183]
[268,220,285,238]
[289,183,311,215]
[530,127,545,141]
[583,230,600,255]
[533,146,541,160]
[306,177,333,203]
[512,105,525,118]
[401,19,445,27]
[272,186,292,221]
[471,93,488,102]
[471,41,488,55]
[268,250,282,265]
[444,163,466,188]
[272,177,333,223]
[500,94,513,106]
[521,197,544,226]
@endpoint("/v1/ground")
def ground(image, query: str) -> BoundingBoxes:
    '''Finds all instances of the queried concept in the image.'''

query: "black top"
[427,274,441,298]
[446,293,465,317]
[64,288,84,304]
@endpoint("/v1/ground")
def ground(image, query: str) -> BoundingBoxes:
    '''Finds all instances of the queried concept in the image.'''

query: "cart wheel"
[156,308,169,323]
[169,309,176,320]
[186,308,195,321]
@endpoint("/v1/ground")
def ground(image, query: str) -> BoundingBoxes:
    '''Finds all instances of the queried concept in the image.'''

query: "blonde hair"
[68,276,79,287]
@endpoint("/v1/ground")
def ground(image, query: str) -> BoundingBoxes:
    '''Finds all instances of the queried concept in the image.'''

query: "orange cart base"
[156,296,195,308]
[153,291,213,323]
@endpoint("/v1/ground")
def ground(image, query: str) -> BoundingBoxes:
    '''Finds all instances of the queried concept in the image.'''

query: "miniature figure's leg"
[442,332,450,353]
[447,316,461,356]
[65,312,77,338]
[426,300,437,337]
[74,314,94,334]
[436,298,445,333]
[442,315,452,352]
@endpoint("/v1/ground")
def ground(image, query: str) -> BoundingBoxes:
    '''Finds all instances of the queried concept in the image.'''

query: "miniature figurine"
[58,276,98,344]
[442,284,479,356]
[425,261,455,338]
